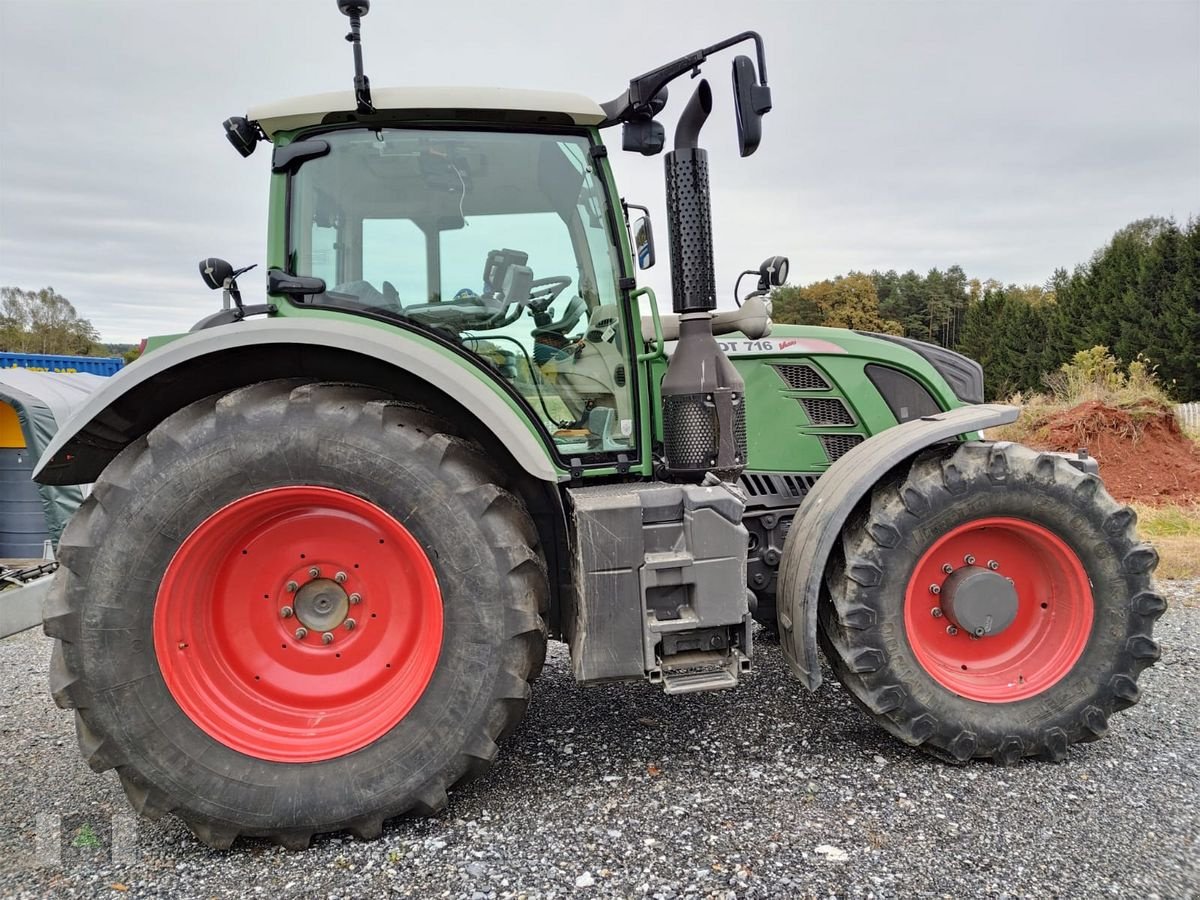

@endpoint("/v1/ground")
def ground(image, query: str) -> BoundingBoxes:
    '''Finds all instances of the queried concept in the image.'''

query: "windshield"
[288,127,636,457]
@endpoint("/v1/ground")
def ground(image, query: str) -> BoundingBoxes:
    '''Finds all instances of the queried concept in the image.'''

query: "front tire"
[818,441,1164,764]
[45,381,548,847]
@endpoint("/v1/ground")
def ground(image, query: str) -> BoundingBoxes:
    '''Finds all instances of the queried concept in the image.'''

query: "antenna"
[337,0,374,115]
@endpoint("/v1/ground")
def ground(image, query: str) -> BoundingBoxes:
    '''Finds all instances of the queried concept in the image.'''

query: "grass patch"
[1133,503,1200,581]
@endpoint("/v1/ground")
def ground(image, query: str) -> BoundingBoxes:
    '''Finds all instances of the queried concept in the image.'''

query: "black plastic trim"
[856,332,984,405]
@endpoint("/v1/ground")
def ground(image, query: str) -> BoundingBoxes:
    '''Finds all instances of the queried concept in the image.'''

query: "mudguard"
[32,317,562,486]
[776,403,1020,690]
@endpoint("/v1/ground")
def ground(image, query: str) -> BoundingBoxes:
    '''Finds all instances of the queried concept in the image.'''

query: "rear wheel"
[818,441,1164,763]
[46,381,547,847]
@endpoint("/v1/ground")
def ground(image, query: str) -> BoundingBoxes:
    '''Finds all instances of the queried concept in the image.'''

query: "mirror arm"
[601,31,768,126]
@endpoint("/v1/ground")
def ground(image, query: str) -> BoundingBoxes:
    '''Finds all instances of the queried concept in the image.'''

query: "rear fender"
[776,403,1020,689]
[33,317,562,486]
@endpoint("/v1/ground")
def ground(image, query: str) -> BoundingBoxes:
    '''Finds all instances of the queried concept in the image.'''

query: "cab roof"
[248,87,607,137]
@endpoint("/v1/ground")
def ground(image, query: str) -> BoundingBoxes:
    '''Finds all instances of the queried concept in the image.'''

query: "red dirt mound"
[1033,400,1200,505]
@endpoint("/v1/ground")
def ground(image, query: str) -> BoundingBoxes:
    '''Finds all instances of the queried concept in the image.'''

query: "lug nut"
[974,627,985,637]
[280,606,294,619]
[946,625,958,636]
[286,581,299,593]
[942,564,953,575]
[344,618,356,631]
[349,592,362,605]
[308,566,320,578]
[931,608,944,618]
[929,584,941,595]
[294,627,308,640]
[987,560,999,570]
[322,631,334,645]
[964,554,976,565]
[335,571,348,584]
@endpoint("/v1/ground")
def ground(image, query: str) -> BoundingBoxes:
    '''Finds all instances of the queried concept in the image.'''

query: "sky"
[1,0,1197,344]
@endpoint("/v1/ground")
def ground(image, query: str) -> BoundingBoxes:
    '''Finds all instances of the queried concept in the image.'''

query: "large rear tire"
[818,441,1164,764]
[45,381,548,847]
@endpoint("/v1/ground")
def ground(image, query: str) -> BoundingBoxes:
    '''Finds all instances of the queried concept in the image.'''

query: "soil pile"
[1033,400,1200,504]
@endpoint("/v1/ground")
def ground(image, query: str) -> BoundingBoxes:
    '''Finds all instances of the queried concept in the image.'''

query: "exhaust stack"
[659,79,747,481]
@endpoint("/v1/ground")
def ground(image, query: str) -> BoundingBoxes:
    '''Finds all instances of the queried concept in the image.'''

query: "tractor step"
[656,649,750,695]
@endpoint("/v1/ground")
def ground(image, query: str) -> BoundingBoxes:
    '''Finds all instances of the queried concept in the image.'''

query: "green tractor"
[34,2,1162,849]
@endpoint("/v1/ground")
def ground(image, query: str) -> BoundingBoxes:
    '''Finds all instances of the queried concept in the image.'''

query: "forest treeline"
[770,217,1200,401]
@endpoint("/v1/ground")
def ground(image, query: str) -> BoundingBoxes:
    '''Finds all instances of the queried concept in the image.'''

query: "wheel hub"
[293,578,349,632]
[940,566,1018,637]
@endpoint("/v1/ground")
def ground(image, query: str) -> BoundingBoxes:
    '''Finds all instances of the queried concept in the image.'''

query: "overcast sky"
[1,0,1197,344]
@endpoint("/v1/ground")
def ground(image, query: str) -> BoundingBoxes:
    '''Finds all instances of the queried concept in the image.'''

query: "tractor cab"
[251,100,639,456]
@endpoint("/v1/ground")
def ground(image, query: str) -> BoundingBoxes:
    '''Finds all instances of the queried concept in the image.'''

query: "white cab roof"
[248,87,606,136]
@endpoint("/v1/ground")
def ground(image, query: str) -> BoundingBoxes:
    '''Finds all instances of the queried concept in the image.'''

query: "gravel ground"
[1,581,1196,900]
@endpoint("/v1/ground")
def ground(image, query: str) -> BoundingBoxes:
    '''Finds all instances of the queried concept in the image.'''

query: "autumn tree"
[0,287,102,355]
[771,273,903,334]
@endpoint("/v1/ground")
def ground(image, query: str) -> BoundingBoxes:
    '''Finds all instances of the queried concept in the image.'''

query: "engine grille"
[739,472,818,503]
[772,364,829,391]
[801,397,855,426]
[819,433,865,462]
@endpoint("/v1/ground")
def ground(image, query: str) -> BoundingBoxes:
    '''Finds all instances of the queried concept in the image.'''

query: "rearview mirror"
[633,216,656,270]
[732,55,772,158]
[267,268,327,298]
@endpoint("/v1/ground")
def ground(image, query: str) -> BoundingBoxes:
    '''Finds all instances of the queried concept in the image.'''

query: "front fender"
[33,317,562,486]
[776,403,1020,690]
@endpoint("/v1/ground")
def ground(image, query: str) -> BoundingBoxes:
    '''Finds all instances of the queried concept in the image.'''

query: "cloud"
[1,0,1197,342]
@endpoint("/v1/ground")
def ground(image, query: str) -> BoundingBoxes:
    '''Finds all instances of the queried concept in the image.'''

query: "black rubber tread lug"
[947,731,977,763]
[1120,544,1159,575]
[1040,728,1069,763]
[1081,705,1109,740]
[42,575,78,643]
[995,736,1024,767]
[346,817,385,842]
[410,783,449,817]
[76,715,126,773]
[188,821,240,851]
[49,643,83,709]
[118,771,173,820]
[1109,674,1141,710]
[1130,591,1167,620]
[272,831,314,852]
[1126,635,1161,661]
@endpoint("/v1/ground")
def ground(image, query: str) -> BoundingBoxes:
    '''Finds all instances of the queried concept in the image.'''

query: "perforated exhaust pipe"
[660,79,747,480]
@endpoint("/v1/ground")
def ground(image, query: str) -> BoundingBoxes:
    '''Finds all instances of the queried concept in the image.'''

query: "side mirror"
[633,215,656,270]
[272,138,331,174]
[267,268,327,297]
[199,257,234,290]
[732,55,772,158]
[758,255,788,289]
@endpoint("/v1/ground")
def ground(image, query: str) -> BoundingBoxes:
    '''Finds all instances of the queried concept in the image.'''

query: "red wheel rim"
[153,486,443,762]
[903,517,1093,703]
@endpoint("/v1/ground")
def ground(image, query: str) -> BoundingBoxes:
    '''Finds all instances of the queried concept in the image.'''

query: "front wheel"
[818,441,1164,764]
[45,381,548,847]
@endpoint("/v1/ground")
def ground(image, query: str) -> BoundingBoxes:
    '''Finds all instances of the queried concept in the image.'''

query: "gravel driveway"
[2,581,1196,899]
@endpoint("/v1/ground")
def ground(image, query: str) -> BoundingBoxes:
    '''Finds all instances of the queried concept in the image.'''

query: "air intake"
[819,434,864,462]
[773,364,829,391]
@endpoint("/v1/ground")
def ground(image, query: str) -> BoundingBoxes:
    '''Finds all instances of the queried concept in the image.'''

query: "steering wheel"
[526,276,574,327]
